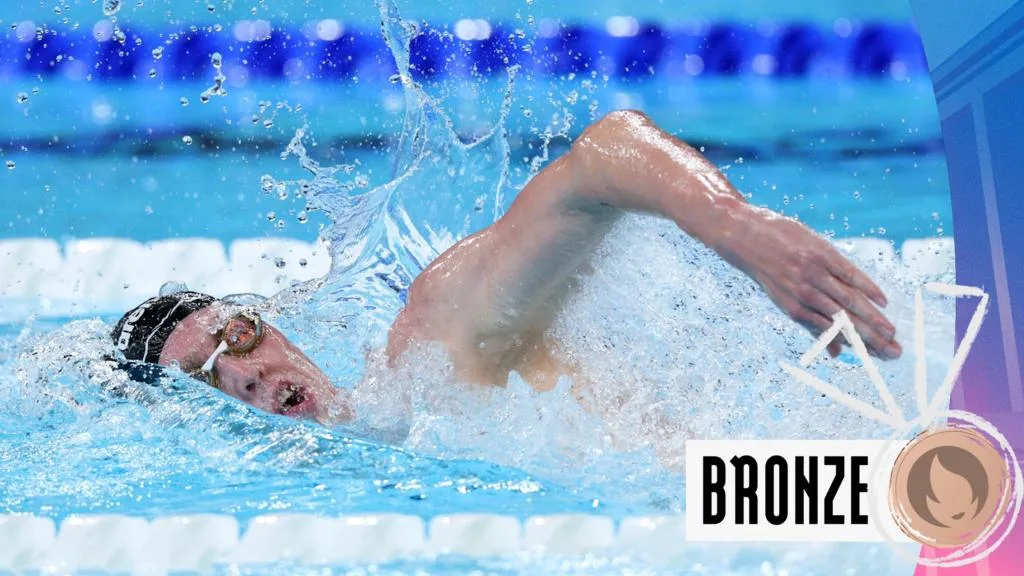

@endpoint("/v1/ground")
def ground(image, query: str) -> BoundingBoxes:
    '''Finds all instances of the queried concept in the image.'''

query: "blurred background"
[0,0,950,314]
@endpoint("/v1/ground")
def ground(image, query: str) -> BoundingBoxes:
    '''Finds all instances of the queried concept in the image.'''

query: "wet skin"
[159,304,351,424]
[161,110,901,422]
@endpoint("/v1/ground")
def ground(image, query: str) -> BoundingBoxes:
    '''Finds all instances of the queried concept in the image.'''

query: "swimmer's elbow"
[567,109,654,203]
[577,109,652,147]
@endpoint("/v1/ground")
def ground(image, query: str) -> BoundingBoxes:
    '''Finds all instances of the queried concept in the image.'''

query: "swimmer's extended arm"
[389,110,900,382]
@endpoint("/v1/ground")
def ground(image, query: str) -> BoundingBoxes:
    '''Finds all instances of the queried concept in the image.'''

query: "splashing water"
[264,0,957,501]
[1,0,957,524]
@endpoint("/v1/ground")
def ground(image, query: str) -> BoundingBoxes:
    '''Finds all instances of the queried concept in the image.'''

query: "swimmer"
[110,110,901,424]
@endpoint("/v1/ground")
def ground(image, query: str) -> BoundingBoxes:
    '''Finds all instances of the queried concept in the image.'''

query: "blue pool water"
[0,0,957,573]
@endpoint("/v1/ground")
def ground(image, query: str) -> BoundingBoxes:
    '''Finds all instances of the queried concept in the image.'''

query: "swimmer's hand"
[715,205,900,360]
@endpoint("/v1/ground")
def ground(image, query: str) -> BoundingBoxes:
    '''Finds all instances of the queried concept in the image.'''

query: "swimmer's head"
[112,291,343,423]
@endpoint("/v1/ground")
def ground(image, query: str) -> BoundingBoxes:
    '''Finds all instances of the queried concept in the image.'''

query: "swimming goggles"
[193,309,265,390]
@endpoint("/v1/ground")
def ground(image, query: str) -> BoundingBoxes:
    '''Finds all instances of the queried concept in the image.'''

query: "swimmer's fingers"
[807,279,900,359]
[828,251,888,308]
[789,301,845,358]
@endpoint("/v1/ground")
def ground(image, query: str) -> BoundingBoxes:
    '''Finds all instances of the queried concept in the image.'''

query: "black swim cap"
[111,291,216,364]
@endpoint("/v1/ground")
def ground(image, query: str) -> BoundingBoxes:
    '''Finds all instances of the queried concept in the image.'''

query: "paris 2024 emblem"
[889,426,1013,548]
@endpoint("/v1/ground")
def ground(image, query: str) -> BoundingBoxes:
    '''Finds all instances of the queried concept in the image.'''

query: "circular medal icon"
[889,425,1012,549]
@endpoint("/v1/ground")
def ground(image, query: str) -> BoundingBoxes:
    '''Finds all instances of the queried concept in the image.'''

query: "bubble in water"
[148,68,156,78]
[296,211,308,224]
[274,258,286,269]
[211,52,222,69]
[182,135,193,145]
[852,190,861,200]
[151,46,163,59]
[16,92,28,104]
[275,220,285,230]
[180,96,189,107]
[263,119,274,128]
[266,211,276,221]
[207,4,215,12]
[103,0,121,17]
[5,160,14,170]
[299,258,308,267]
[113,27,126,44]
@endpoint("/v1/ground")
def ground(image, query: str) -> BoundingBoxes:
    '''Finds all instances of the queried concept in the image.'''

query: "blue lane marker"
[1,21,930,82]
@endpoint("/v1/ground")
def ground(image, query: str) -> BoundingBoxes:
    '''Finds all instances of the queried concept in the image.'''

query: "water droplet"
[152,46,163,59]
[179,96,189,107]
[274,257,286,269]
[103,0,121,17]
[182,135,192,145]
[16,92,28,104]
[260,175,275,194]
[5,160,15,170]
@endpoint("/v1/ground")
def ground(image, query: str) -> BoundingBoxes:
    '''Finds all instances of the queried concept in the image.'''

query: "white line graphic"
[781,282,989,429]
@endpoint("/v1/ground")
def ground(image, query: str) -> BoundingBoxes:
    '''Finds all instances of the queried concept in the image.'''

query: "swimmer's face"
[159,304,343,423]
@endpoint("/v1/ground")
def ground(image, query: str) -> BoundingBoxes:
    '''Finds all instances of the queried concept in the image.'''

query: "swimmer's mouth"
[278,383,308,415]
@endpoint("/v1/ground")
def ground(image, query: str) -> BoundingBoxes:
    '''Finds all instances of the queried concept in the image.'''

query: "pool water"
[0,0,957,573]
